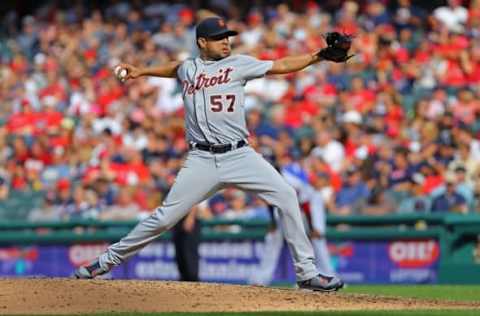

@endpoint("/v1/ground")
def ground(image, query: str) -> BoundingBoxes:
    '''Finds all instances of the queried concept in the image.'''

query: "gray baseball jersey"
[177,55,273,144]
[97,54,323,282]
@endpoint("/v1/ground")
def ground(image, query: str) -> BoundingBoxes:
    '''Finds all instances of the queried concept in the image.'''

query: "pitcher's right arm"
[116,61,182,80]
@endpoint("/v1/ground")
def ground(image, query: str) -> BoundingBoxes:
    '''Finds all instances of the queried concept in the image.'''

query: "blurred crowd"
[1,0,480,222]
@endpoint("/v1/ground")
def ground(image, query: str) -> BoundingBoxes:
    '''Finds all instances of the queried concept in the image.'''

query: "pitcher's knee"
[275,185,299,207]
[149,208,172,230]
[153,206,184,230]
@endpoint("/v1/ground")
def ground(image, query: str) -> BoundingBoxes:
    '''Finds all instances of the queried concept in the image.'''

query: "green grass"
[344,285,480,302]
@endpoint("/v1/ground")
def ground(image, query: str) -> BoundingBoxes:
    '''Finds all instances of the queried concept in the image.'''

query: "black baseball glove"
[317,32,354,63]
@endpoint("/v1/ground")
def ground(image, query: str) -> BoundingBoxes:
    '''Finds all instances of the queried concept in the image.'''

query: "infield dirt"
[1,278,479,314]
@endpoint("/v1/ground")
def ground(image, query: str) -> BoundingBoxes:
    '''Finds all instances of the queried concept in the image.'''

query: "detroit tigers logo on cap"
[196,17,238,39]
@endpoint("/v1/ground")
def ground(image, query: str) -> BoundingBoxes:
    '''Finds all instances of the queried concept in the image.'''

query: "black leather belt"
[189,140,248,154]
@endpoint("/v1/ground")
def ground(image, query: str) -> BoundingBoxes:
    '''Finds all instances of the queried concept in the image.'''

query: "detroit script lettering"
[182,67,233,95]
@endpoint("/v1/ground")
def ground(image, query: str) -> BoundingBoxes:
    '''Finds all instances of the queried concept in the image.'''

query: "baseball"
[114,66,128,79]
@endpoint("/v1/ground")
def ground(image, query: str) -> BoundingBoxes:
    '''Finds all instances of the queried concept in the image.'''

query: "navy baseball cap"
[196,17,238,40]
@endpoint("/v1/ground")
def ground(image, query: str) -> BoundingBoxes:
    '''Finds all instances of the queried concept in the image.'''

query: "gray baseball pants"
[99,146,318,281]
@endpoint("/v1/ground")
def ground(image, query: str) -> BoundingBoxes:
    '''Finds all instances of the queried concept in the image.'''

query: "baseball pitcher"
[75,17,352,291]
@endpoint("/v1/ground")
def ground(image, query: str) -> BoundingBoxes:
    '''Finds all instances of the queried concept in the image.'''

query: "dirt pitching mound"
[1,278,479,315]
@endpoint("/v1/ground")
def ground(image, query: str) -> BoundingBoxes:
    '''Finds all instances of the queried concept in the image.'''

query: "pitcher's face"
[198,36,231,60]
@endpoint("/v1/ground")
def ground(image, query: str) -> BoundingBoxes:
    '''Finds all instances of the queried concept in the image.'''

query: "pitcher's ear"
[197,37,207,49]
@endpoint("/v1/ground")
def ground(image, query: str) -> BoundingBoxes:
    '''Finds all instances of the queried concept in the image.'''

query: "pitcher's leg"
[312,238,335,276]
[99,152,221,270]
[220,148,317,281]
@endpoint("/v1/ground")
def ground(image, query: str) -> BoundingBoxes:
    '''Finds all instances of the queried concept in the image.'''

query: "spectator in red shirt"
[29,140,52,166]
[7,100,38,136]
[11,137,30,164]
[37,96,64,134]
[420,164,444,195]
[452,89,480,125]
[465,44,480,84]
[39,70,67,106]
[10,162,29,191]
[346,77,376,113]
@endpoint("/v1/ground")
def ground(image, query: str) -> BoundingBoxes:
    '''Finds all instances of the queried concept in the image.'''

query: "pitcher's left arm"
[267,32,354,75]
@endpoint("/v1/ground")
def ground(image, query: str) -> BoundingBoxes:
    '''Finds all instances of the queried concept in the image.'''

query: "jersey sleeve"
[235,55,273,81]
[176,61,187,81]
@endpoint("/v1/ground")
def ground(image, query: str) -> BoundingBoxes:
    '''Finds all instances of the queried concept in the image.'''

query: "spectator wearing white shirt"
[434,0,468,33]
[311,130,345,172]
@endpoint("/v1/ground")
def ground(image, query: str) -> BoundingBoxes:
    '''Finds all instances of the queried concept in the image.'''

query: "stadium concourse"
[0,0,480,223]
